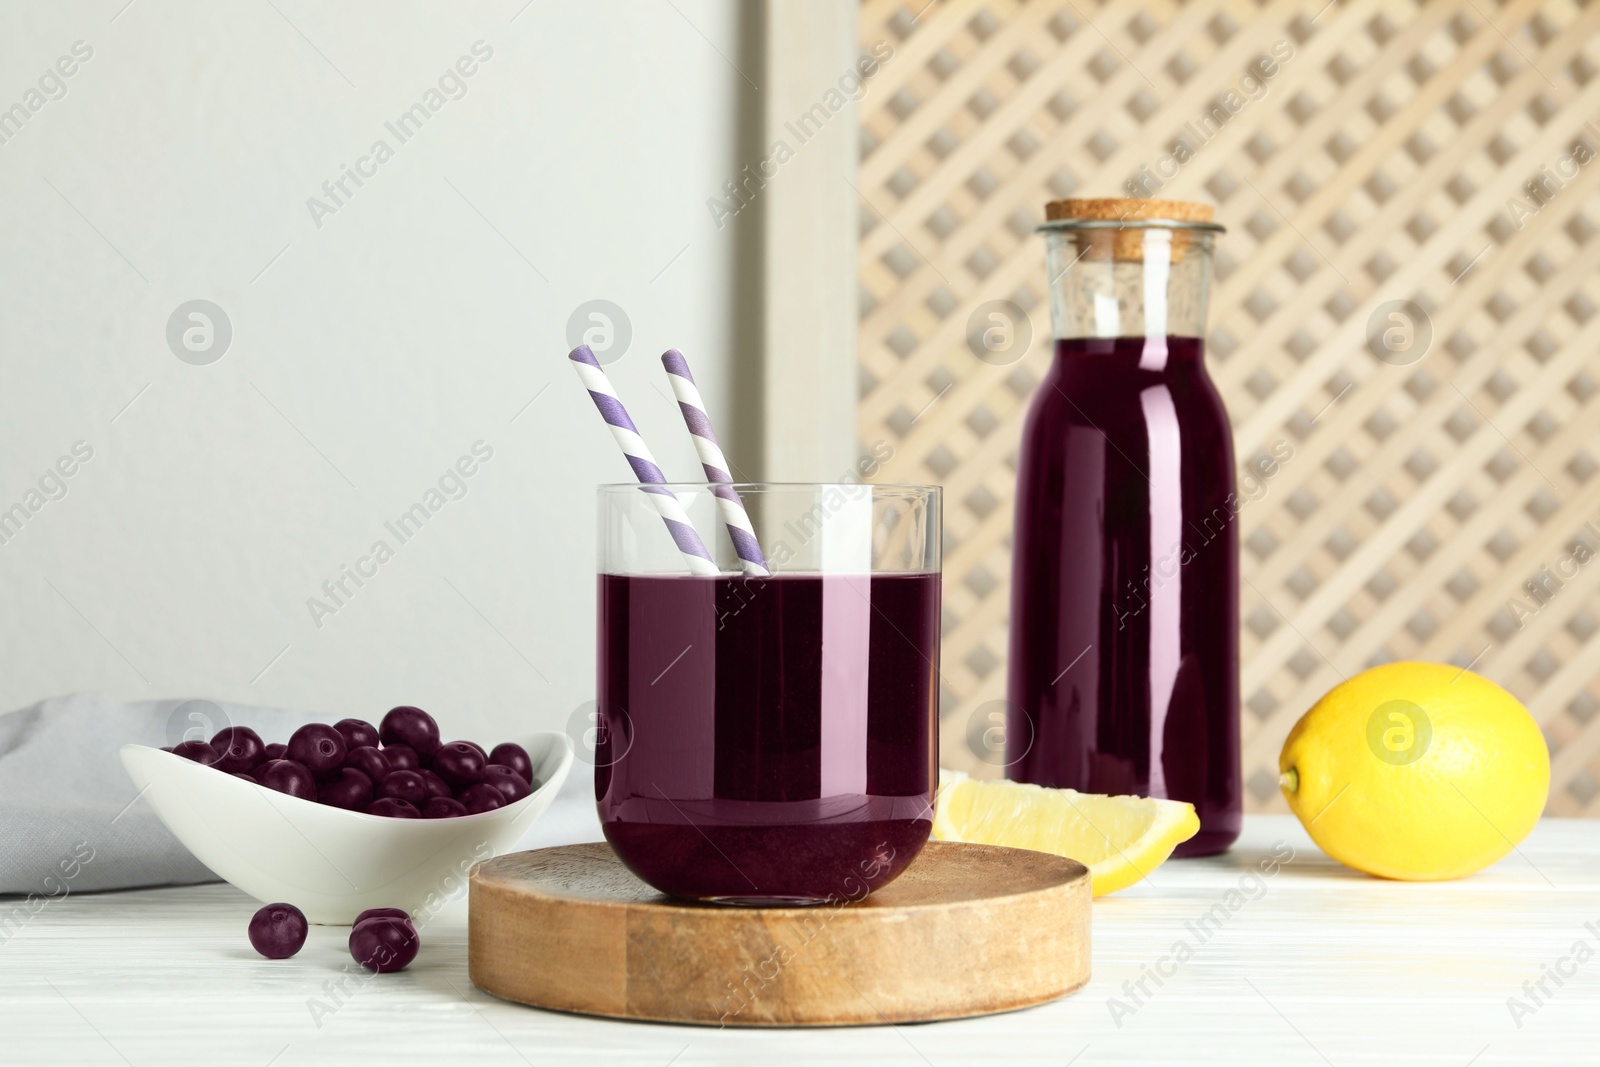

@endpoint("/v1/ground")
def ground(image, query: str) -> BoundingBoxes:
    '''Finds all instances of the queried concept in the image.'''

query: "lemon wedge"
[932,770,1199,896]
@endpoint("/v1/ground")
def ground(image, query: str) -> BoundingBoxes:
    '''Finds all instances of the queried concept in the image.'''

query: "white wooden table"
[4,813,1597,1066]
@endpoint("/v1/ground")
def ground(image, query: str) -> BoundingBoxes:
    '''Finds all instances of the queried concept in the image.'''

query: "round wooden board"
[468,840,1090,1027]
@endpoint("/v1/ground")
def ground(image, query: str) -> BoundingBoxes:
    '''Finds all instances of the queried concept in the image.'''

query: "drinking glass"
[595,482,940,904]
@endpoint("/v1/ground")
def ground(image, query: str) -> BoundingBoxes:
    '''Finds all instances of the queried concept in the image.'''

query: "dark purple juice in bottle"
[597,571,938,901]
[1008,334,1240,855]
[1007,199,1239,854]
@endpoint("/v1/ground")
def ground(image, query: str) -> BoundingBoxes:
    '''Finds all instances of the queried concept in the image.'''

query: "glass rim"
[596,481,941,494]
[1036,218,1226,234]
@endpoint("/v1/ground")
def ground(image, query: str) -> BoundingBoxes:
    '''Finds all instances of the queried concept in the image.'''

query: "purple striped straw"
[568,345,719,575]
[660,349,769,576]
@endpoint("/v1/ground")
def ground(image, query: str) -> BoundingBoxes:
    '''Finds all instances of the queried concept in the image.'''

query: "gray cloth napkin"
[0,693,603,898]
[0,693,320,895]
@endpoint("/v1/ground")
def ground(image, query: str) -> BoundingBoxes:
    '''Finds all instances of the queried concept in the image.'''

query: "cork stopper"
[1042,198,1218,262]
[1044,197,1215,224]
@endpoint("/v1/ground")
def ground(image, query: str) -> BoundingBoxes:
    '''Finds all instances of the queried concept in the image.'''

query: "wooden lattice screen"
[855,0,1600,814]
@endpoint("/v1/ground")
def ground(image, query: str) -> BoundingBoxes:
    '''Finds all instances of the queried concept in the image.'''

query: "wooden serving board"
[468,841,1090,1027]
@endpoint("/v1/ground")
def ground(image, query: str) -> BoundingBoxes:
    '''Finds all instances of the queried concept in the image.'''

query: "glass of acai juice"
[595,482,941,905]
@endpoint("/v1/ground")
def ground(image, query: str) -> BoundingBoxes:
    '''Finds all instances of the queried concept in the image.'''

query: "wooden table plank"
[2,815,1596,1065]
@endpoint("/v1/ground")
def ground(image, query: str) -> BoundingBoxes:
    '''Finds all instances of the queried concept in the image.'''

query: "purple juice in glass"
[597,570,939,903]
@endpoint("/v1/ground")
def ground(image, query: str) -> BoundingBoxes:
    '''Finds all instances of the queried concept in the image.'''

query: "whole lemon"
[1279,661,1549,880]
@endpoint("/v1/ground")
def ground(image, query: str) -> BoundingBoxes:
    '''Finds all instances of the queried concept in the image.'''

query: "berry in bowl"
[120,706,573,923]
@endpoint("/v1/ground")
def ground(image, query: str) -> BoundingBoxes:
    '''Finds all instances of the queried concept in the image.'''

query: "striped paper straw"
[568,345,719,575]
[661,349,770,576]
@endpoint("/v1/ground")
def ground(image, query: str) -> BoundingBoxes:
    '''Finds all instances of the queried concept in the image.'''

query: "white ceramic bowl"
[119,732,573,923]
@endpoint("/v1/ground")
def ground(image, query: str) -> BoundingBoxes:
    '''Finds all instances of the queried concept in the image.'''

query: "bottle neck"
[1044,228,1214,343]
[1050,333,1207,375]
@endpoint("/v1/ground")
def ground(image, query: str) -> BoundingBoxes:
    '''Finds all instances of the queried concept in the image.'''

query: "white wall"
[0,0,748,742]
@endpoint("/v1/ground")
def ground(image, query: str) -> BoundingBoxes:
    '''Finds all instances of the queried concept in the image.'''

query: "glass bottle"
[1007,198,1239,856]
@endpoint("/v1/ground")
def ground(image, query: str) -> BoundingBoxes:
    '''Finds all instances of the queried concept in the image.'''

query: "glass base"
[702,894,833,907]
